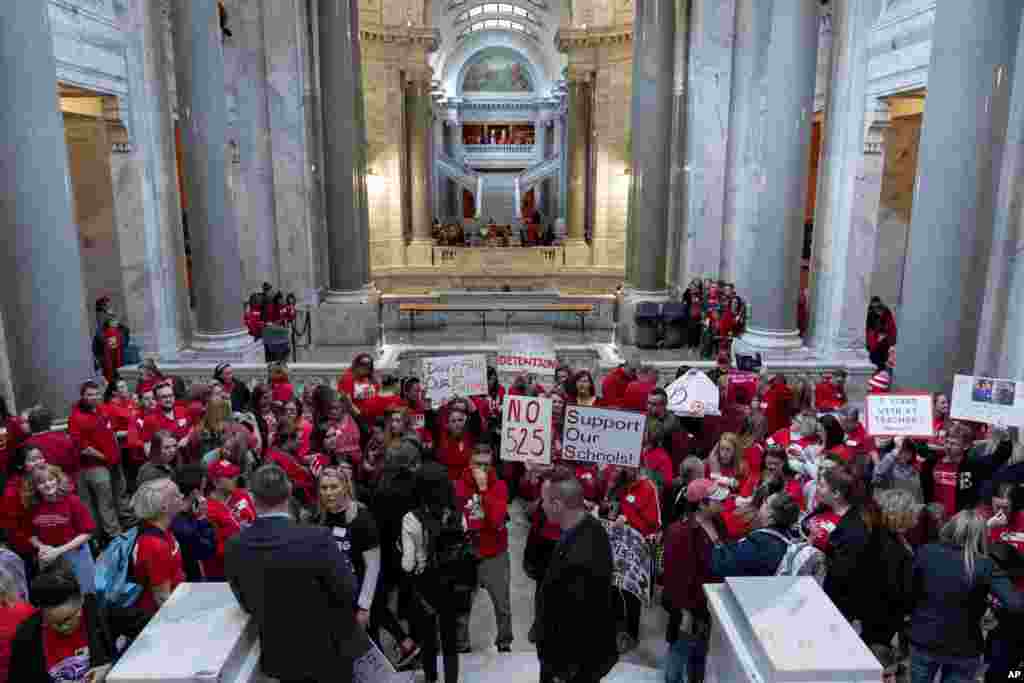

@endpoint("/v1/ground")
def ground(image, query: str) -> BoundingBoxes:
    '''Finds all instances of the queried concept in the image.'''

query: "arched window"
[458,17,538,39]
[456,3,536,24]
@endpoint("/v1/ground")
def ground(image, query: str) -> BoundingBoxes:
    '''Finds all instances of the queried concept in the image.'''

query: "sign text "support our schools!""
[562,405,646,468]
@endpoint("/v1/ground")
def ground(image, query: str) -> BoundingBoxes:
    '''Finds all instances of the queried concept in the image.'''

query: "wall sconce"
[622,165,631,176]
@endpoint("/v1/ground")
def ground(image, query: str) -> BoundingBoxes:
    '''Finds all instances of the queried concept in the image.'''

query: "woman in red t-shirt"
[25,465,96,594]
[269,364,295,404]
[203,460,244,580]
[0,576,33,683]
[132,478,186,616]
[1,448,53,557]
[337,354,380,416]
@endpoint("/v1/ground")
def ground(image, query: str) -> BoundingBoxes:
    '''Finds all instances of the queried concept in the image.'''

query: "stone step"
[413,652,661,683]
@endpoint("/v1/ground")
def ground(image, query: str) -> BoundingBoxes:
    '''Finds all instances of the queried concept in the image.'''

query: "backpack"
[420,507,478,612]
[94,526,164,608]
[756,528,828,585]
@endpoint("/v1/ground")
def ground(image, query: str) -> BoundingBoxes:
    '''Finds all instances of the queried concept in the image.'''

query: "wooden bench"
[398,303,595,340]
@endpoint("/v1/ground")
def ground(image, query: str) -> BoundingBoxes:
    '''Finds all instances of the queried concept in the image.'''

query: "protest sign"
[951,374,1024,428]
[562,405,646,467]
[865,393,935,437]
[495,334,557,377]
[666,369,721,416]
[422,354,487,403]
[602,520,653,605]
[501,395,553,465]
[354,639,415,683]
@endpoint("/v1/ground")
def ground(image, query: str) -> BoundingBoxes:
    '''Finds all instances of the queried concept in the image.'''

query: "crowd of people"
[0,338,1022,682]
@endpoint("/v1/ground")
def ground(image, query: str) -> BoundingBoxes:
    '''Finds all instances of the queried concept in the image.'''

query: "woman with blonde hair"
[907,509,1024,682]
[705,433,748,494]
[860,489,919,649]
[0,564,32,683]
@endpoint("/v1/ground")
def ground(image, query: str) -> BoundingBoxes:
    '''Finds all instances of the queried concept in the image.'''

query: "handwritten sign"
[666,369,721,417]
[495,334,557,377]
[951,374,1024,427]
[354,639,415,683]
[865,393,934,437]
[602,520,652,605]
[500,395,553,465]
[422,354,487,403]
[562,405,646,467]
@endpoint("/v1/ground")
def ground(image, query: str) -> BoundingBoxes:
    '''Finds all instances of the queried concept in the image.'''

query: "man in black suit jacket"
[225,465,369,683]
[533,472,619,683]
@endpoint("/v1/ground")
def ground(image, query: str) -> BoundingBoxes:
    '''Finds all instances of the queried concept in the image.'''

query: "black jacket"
[920,440,1013,514]
[909,542,1024,658]
[9,594,115,683]
[532,514,618,682]
[823,507,876,621]
[225,516,370,682]
[711,527,791,578]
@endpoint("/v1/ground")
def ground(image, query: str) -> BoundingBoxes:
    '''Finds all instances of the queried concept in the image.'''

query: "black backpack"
[420,507,478,612]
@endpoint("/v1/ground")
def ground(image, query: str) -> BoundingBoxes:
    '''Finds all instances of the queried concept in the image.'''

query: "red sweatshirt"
[641,447,674,489]
[266,449,315,503]
[435,429,476,482]
[0,417,28,475]
[601,367,632,407]
[763,381,795,436]
[619,478,661,537]
[69,404,120,468]
[814,380,847,412]
[454,469,509,558]
[24,431,81,481]
[202,497,241,580]
[141,406,192,444]
[620,380,656,413]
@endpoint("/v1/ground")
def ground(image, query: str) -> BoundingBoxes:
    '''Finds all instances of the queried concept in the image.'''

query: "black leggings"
[368,569,409,647]
[409,597,459,683]
[613,588,642,640]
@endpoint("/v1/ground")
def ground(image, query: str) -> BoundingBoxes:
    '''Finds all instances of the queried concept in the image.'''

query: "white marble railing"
[464,143,535,153]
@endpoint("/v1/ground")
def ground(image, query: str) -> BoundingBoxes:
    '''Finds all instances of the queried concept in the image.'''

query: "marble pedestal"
[314,288,381,346]
[616,288,671,347]
[175,330,263,362]
[563,238,591,267]
[704,577,881,683]
[108,582,263,683]
[454,653,660,683]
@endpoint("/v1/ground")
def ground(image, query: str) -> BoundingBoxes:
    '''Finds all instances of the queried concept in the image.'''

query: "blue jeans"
[909,645,980,683]
[664,633,707,683]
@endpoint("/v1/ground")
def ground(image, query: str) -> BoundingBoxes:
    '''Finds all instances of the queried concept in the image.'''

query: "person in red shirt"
[135,358,166,396]
[0,399,28,477]
[282,398,314,462]
[865,297,897,355]
[1,448,52,557]
[984,482,1024,681]
[269,363,295,404]
[69,381,122,543]
[96,317,126,384]
[761,375,795,436]
[814,371,848,413]
[640,425,674,491]
[337,353,380,415]
[611,468,661,538]
[566,369,600,407]
[203,460,243,580]
[25,465,96,593]
[141,381,192,451]
[927,423,976,523]
[620,366,658,413]
[280,293,298,325]
[0,574,34,683]
[23,408,80,484]
[265,427,315,506]
[360,375,406,427]
[601,362,636,407]
[428,399,480,482]
[131,478,186,616]
[453,444,513,652]
[244,293,265,340]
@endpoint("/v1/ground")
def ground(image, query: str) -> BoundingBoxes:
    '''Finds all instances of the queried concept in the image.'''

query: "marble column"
[899,0,1020,391]
[626,0,675,292]
[0,1,92,411]
[318,0,369,292]
[407,75,433,265]
[432,115,443,219]
[566,78,591,263]
[232,0,279,291]
[679,0,735,284]
[725,0,821,352]
[977,16,1024,379]
[350,0,370,277]
[806,0,884,355]
[665,0,690,292]
[171,0,251,351]
[115,0,190,359]
[536,119,548,162]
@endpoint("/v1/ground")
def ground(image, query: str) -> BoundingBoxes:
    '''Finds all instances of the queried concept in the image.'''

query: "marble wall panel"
[108,131,148,342]
[591,55,631,269]
[870,113,921,316]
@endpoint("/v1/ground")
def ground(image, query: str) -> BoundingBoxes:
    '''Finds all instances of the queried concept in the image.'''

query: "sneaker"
[497,644,512,654]
[616,632,636,654]
[395,642,421,670]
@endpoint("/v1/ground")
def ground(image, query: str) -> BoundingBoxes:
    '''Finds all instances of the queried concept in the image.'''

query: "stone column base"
[737,327,805,353]
[406,239,433,267]
[314,287,380,346]
[563,238,591,266]
[177,329,263,362]
[616,288,671,347]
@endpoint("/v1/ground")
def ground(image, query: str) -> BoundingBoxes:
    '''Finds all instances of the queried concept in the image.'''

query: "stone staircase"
[479,172,520,226]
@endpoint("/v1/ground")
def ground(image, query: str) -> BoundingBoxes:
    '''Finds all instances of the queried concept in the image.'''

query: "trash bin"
[634,302,661,349]
[262,324,291,363]
[662,303,687,349]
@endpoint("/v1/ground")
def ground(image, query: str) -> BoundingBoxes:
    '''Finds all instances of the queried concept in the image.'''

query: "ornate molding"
[555,25,632,51]
[359,24,440,51]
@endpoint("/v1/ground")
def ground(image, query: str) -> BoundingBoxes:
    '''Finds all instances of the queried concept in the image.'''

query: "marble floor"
[396,498,668,681]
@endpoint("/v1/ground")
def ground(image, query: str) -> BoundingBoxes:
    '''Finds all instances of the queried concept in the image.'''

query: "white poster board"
[421,354,487,403]
[951,373,1024,427]
[495,334,557,377]
[666,369,721,416]
[602,520,652,606]
[500,395,553,465]
[562,405,646,467]
[865,393,935,437]
[354,639,415,683]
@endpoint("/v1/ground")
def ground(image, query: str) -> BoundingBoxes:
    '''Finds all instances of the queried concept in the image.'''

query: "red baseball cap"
[207,459,241,481]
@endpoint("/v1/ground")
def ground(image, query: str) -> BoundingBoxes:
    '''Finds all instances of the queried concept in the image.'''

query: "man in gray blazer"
[226,465,369,683]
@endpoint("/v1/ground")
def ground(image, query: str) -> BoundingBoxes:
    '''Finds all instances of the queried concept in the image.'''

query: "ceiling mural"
[461,47,534,93]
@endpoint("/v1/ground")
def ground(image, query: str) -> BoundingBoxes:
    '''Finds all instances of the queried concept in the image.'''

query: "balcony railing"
[464,143,535,154]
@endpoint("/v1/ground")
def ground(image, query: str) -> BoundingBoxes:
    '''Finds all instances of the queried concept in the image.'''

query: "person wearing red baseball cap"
[203,459,244,580]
